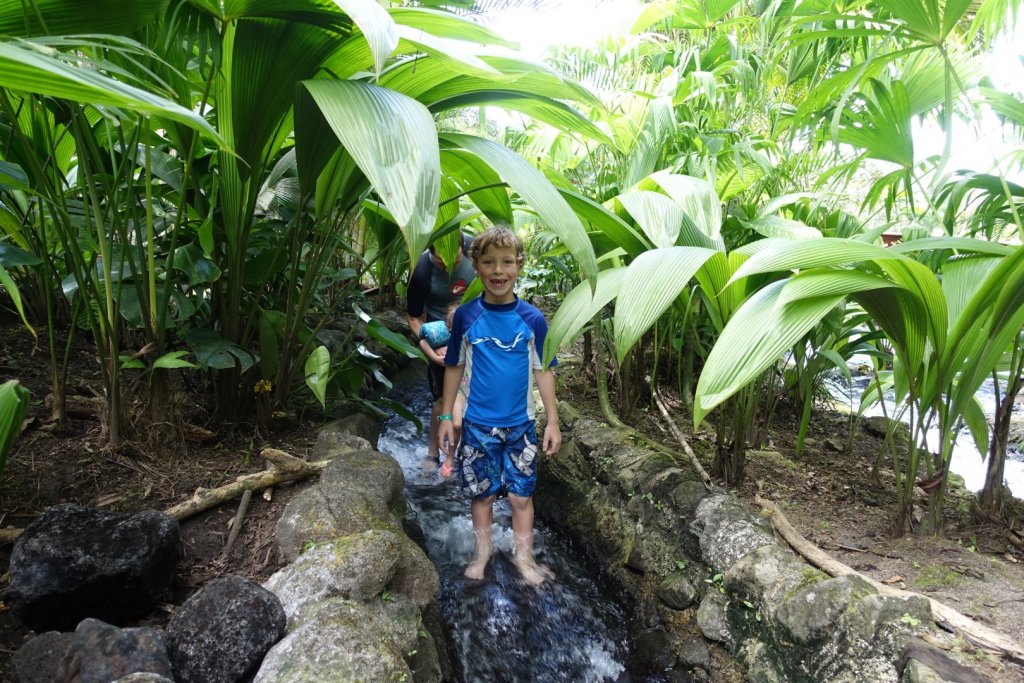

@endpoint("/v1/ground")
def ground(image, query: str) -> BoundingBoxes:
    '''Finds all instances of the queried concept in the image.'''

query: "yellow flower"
[254,379,273,395]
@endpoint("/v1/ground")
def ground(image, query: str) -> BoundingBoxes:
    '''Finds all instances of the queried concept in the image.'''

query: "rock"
[389,534,441,607]
[254,596,418,683]
[275,484,399,563]
[676,636,711,671]
[899,638,990,683]
[8,504,179,630]
[862,416,910,444]
[110,675,175,683]
[312,432,373,462]
[696,591,732,646]
[320,413,381,450]
[739,638,785,683]
[320,449,405,516]
[690,495,775,573]
[421,601,455,683]
[56,618,173,683]
[10,631,72,683]
[723,545,820,620]
[775,574,877,645]
[165,575,286,683]
[669,481,712,517]
[628,627,675,676]
[846,594,932,656]
[657,572,699,610]
[264,530,402,622]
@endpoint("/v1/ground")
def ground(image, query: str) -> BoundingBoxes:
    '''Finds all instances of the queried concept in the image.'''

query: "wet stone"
[657,572,699,610]
[56,618,173,683]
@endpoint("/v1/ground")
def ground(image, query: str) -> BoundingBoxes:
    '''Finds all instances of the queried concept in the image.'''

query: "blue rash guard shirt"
[444,296,556,428]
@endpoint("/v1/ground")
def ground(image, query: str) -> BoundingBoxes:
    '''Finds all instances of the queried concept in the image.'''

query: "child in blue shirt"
[437,226,561,586]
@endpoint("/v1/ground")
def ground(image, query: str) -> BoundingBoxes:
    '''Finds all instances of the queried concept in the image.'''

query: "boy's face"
[474,244,520,305]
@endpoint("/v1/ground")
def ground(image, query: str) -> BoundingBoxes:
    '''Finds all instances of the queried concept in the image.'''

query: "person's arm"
[437,364,466,475]
[418,338,446,366]
[534,368,561,456]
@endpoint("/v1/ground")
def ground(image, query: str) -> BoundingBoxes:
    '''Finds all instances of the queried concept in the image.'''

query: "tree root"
[756,495,1024,665]
[652,384,713,490]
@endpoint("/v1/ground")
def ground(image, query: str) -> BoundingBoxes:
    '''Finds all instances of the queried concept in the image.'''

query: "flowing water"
[829,361,1024,497]
[378,374,638,683]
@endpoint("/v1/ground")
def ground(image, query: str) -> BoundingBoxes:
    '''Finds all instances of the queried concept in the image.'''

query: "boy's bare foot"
[513,557,554,586]
[465,527,492,580]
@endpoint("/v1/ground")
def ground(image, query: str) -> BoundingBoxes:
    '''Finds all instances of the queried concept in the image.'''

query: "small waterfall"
[379,374,632,683]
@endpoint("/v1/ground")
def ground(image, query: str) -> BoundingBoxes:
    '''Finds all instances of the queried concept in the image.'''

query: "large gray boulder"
[254,595,422,683]
[8,504,179,630]
[55,618,173,683]
[320,413,381,450]
[320,449,405,516]
[264,529,402,622]
[275,483,400,562]
[165,575,286,683]
[690,495,776,573]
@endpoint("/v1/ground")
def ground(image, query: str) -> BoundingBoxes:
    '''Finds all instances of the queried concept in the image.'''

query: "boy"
[417,303,466,454]
[437,226,561,586]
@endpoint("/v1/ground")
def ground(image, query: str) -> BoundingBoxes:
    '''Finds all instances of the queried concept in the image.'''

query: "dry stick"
[221,489,253,560]
[164,448,327,522]
[756,495,1024,665]
[651,385,713,490]
[0,448,322,544]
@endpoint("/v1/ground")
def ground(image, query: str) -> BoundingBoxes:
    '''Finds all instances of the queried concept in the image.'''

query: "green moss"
[914,564,963,590]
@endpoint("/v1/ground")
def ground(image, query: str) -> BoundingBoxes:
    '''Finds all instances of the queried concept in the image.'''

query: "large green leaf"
[730,238,905,284]
[543,268,627,367]
[744,215,822,240]
[440,149,513,224]
[0,379,30,477]
[616,191,683,249]
[614,247,717,363]
[441,133,598,288]
[0,0,167,37]
[695,280,846,425]
[645,172,723,246]
[557,189,649,258]
[332,0,398,77]
[388,7,516,48]
[305,345,331,408]
[0,41,222,144]
[301,80,440,267]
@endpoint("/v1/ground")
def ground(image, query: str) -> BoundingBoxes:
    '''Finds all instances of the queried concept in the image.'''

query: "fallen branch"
[652,385,713,491]
[164,448,327,522]
[0,528,22,544]
[221,489,253,560]
[756,496,1024,665]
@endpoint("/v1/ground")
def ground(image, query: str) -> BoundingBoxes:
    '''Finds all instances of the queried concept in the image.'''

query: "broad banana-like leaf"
[961,393,989,458]
[616,191,683,249]
[0,0,167,37]
[694,280,846,426]
[779,269,906,306]
[645,172,723,246]
[614,247,717,363]
[557,190,648,259]
[744,215,822,240]
[0,42,222,145]
[305,345,331,408]
[301,80,440,266]
[397,25,499,78]
[889,237,1015,257]
[730,238,905,284]
[332,0,398,77]
[441,133,598,289]
[0,379,30,476]
[542,268,627,367]
[389,7,517,48]
[440,150,513,224]
[940,256,1001,331]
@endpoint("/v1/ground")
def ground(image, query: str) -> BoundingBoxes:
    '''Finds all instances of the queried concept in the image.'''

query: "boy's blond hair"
[470,225,525,266]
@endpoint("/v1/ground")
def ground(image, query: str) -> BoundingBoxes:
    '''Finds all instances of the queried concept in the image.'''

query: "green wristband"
[437,413,453,422]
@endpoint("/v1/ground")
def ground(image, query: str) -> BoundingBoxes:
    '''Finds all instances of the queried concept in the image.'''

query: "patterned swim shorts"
[457,419,538,499]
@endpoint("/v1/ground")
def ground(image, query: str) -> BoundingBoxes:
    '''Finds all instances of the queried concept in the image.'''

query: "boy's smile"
[475,245,520,305]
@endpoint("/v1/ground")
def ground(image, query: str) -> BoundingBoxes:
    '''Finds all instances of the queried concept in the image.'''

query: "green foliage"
[0,379,29,481]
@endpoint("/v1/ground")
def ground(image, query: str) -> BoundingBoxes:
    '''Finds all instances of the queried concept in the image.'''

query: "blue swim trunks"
[457,419,539,499]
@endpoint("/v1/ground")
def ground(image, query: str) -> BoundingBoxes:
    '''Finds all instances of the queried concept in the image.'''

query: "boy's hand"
[542,422,561,456]
[432,346,447,365]
[437,420,455,458]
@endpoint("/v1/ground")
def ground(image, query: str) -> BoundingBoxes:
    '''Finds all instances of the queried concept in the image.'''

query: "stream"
[379,374,641,683]
[830,363,1024,497]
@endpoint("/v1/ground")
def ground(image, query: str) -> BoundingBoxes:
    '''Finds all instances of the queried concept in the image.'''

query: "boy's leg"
[466,494,495,580]
[426,364,444,461]
[509,494,553,585]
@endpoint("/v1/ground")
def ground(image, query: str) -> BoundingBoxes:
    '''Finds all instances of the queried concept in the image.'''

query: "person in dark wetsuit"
[406,234,475,466]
